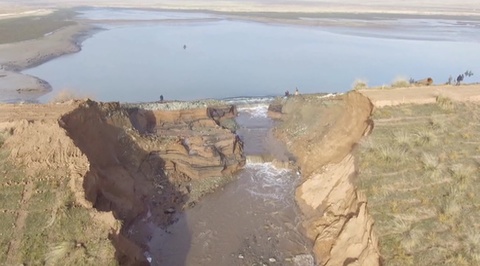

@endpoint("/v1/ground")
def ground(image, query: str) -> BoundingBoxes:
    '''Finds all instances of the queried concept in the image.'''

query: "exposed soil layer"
[0,99,245,264]
[144,103,313,265]
[271,92,380,265]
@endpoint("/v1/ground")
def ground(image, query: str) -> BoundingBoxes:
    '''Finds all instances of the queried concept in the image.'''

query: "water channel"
[146,100,313,265]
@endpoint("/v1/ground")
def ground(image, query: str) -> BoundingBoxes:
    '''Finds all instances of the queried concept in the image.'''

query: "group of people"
[285,88,300,97]
[447,70,474,86]
[456,74,464,85]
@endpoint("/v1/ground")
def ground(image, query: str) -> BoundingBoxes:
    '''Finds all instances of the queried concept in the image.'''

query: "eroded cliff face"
[127,105,244,180]
[272,92,380,266]
[0,99,245,265]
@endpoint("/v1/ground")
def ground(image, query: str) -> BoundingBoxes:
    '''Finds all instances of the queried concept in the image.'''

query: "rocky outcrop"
[272,92,379,266]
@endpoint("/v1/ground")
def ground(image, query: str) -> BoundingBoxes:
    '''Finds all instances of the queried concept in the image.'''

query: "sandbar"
[0,23,97,102]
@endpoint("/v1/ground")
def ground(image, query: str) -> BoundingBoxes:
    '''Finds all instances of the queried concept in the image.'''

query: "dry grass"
[356,101,480,265]
[391,77,411,88]
[414,129,437,146]
[436,95,455,111]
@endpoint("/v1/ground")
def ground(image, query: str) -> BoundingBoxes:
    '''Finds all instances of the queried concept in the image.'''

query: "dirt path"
[5,181,34,265]
[359,84,480,107]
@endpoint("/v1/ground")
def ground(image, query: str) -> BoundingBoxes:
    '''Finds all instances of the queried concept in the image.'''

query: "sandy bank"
[271,92,379,265]
[0,70,51,103]
[0,23,95,71]
[0,9,55,20]
[0,23,97,102]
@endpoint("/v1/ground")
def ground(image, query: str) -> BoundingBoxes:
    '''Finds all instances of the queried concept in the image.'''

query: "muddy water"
[147,101,313,265]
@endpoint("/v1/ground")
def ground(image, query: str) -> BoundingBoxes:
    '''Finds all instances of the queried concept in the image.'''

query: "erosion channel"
[145,100,313,265]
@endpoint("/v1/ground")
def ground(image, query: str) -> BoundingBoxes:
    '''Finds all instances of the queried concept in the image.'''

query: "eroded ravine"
[0,94,375,265]
[147,101,314,265]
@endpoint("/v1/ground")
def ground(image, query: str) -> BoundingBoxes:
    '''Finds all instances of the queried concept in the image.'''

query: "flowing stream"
[147,100,313,265]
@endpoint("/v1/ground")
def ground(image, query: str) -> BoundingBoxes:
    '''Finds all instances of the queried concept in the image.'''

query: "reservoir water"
[22,8,480,103]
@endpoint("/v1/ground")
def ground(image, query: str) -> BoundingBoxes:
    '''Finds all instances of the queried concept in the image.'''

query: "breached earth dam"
[141,98,314,265]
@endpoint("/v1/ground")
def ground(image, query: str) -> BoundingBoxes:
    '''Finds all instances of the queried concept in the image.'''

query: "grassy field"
[355,97,480,265]
[0,9,76,44]
[0,133,117,265]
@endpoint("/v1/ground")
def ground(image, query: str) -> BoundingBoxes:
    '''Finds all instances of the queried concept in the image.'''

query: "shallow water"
[146,102,312,265]
[21,8,480,103]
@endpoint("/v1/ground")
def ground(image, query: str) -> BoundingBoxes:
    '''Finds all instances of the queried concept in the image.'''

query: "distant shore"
[0,23,99,102]
[3,1,480,17]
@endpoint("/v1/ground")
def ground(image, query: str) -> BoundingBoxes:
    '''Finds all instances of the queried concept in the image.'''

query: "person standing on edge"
[295,87,299,96]
[160,95,164,102]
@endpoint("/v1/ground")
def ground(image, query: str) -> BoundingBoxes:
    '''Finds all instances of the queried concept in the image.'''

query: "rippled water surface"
[22,8,480,103]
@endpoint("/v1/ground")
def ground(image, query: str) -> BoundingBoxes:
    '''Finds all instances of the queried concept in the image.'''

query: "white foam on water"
[224,96,276,118]
[245,162,297,201]
[237,104,269,118]
[317,92,340,98]
[223,96,275,105]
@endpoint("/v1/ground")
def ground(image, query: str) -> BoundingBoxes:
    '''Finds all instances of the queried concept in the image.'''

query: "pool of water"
[22,8,480,103]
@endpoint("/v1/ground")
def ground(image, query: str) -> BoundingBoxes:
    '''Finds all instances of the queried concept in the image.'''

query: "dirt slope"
[272,91,379,265]
[0,99,244,265]
[0,102,118,265]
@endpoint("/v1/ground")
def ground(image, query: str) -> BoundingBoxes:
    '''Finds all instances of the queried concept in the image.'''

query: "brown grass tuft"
[391,77,411,88]
[436,95,455,111]
[352,79,368,90]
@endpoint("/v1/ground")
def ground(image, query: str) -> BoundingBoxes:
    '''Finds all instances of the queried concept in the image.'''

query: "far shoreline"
[0,22,102,103]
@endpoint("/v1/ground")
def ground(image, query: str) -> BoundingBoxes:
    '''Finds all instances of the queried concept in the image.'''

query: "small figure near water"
[160,95,164,102]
